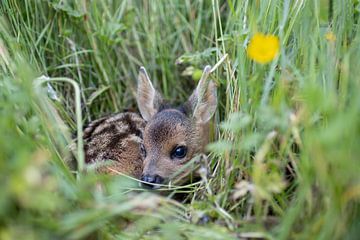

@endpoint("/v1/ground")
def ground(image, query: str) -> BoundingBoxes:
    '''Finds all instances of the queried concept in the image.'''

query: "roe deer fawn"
[83,66,217,188]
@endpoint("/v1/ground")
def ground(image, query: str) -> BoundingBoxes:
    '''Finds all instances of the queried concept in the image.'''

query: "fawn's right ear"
[187,65,217,123]
[137,67,163,121]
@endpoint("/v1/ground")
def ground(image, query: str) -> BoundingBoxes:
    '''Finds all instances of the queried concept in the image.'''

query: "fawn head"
[137,66,217,188]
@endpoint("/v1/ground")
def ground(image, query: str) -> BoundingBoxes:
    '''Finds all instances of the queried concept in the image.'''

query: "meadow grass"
[0,0,360,239]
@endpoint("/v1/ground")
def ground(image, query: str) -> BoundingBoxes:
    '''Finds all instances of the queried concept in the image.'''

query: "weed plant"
[0,0,359,239]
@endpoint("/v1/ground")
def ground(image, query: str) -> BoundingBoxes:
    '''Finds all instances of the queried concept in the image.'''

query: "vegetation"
[1,0,360,239]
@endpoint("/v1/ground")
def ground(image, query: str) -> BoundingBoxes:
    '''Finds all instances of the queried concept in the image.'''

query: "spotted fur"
[83,112,146,178]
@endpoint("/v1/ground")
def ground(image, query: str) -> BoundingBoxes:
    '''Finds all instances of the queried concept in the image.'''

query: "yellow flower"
[247,33,280,64]
[325,31,336,42]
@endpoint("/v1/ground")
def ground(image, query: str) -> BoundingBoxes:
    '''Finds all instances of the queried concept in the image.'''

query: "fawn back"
[83,112,146,178]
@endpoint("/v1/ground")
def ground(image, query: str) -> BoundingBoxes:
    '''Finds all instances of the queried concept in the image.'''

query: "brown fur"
[142,109,199,178]
[83,112,146,178]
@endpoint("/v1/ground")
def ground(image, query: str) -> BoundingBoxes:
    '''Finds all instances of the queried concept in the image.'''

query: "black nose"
[141,174,164,189]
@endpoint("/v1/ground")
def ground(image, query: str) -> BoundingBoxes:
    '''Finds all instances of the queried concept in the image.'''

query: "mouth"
[140,181,163,190]
[140,174,165,189]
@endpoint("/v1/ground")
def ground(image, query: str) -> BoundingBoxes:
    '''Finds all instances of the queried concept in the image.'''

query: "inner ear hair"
[137,67,163,121]
[188,65,217,123]
[193,65,212,114]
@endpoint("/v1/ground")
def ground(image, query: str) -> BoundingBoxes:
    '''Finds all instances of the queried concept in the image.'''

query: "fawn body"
[83,66,217,188]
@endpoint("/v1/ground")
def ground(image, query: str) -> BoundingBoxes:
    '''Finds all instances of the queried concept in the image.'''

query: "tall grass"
[1,0,359,239]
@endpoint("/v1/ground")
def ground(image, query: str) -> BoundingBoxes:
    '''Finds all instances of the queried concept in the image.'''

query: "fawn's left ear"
[137,67,163,121]
[187,65,217,123]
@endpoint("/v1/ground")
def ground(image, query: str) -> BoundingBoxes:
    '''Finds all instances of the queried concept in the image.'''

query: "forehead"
[145,109,190,143]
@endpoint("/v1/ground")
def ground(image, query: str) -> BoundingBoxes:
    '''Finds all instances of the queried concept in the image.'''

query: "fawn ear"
[137,67,163,121]
[188,65,217,123]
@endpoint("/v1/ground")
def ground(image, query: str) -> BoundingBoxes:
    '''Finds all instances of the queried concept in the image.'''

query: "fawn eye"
[171,146,187,159]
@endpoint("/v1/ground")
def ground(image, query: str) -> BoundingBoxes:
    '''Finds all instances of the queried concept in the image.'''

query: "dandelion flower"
[247,33,280,64]
[325,31,336,42]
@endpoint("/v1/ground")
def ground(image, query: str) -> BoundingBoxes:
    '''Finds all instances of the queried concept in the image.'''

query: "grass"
[1,0,360,239]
